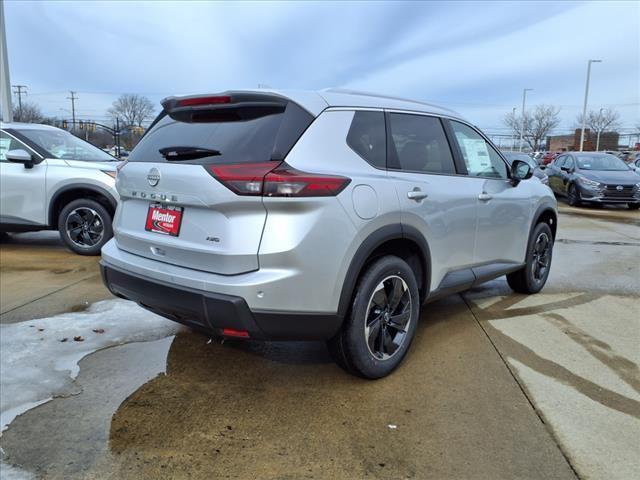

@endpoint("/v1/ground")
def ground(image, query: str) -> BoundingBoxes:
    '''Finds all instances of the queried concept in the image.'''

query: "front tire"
[507,222,554,294]
[327,255,420,379]
[58,199,113,256]
[567,184,581,207]
[628,203,640,210]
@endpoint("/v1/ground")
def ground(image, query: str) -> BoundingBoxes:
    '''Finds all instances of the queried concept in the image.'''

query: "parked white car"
[0,122,119,255]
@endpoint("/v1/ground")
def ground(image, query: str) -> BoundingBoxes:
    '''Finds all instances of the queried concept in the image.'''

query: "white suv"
[101,90,557,378]
[0,123,119,255]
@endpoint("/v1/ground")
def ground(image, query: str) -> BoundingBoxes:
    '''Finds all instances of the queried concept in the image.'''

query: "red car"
[541,152,560,165]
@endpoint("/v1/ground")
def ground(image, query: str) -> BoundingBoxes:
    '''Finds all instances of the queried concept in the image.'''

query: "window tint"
[129,102,313,165]
[449,121,507,179]
[387,113,455,174]
[17,129,114,162]
[564,156,575,169]
[0,131,29,162]
[346,111,386,168]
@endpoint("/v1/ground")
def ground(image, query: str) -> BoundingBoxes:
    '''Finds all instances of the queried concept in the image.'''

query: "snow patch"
[0,299,182,432]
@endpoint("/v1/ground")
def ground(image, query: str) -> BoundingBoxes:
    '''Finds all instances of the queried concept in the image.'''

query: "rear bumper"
[100,262,342,341]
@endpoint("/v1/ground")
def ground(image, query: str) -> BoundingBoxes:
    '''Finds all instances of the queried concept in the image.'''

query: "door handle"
[478,193,493,201]
[407,189,428,201]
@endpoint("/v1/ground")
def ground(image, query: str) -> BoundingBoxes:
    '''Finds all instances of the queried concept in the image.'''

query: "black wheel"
[628,203,640,210]
[327,255,420,379]
[567,184,581,207]
[58,199,113,255]
[507,222,554,294]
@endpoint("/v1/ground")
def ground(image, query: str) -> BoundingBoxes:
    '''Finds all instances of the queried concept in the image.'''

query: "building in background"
[546,129,620,152]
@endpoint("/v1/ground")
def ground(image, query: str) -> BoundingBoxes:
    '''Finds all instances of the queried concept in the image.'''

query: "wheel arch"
[48,184,117,227]
[531,204,558,240]
[337,224,431,318]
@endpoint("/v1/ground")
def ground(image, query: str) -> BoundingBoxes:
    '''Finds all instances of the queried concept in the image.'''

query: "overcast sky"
[4,0,639,137]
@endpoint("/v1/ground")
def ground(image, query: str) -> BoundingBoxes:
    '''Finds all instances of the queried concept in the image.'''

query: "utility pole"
[12,84,26,120]
[519,88,533,152]
[579,59,602,152]
[67,91,78,130]
[115,117,121,158]
[0,0,12,122]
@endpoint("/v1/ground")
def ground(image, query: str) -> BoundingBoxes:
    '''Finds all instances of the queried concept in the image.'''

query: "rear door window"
[387,113,456,174]
[129,101,313,165]
[346,111,386,169]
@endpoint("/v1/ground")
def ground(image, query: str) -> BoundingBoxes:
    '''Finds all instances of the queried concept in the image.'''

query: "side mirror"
[6,149,35,169]
[511,159,533,185]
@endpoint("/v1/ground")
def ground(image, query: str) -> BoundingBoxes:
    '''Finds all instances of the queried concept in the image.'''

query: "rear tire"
[507,222,554,294]
[58,199,113,256]
[327,255,420,379]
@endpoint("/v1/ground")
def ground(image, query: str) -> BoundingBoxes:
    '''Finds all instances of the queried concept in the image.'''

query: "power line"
[12,84,27,118]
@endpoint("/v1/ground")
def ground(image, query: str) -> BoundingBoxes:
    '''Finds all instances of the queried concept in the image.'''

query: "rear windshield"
[128,101,313,165]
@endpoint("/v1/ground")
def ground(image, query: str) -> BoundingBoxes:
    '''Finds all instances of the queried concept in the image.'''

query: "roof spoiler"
[161,91,288,113]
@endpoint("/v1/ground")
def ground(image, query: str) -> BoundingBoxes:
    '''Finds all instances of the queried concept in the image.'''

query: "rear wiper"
[159,146,221,161]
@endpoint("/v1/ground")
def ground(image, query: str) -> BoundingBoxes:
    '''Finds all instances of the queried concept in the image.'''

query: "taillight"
[207,162,277,196]
[205,162,350,197]
[264,164,351,197]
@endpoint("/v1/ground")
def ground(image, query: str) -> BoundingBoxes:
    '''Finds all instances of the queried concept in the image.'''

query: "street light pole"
[519,88,533,152]
[595,107,603,152]
[579,59,602,152]
[511,107,516,150]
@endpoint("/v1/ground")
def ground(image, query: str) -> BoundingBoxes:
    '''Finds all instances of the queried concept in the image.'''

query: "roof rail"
[322,88,459,115]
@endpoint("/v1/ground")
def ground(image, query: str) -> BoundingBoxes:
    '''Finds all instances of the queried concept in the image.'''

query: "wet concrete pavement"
[0,204,638,479]
[0,232,111,324]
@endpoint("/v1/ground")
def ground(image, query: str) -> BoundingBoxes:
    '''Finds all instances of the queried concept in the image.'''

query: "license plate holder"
[145,203,184,237]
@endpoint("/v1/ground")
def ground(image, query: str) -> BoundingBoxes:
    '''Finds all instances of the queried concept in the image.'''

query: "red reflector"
[178,96,231,107]
[222,328,250,338]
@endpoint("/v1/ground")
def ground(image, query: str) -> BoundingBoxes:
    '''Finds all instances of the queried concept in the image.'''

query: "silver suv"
[101,90,557,378]
[1,123,118,255]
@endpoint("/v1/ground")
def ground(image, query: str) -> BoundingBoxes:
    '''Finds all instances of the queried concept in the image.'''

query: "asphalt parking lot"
[0,204,638,480]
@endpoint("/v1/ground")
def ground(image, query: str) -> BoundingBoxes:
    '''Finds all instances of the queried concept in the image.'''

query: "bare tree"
[575,108,621,135]
[108,94,155,127]
[12,101,44,123]
[504,105,561,151]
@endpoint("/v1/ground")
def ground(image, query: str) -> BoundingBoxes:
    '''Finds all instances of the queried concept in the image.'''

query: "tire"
[628,203,640,210]
[567,184,581,207]
[507,222,554,294]
[58,198,113,256]
[327,255,420,379]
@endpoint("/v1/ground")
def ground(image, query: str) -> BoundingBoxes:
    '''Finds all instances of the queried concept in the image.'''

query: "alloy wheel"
[531,232,552,281]
[364,275,412,360]
[65,207,105,248]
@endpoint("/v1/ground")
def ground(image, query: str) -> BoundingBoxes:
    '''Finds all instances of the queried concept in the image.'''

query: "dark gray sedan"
[546,152,640,209]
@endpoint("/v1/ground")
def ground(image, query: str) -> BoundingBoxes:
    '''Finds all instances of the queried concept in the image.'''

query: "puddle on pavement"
[0,301,576,480]
[0,337,174,479]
